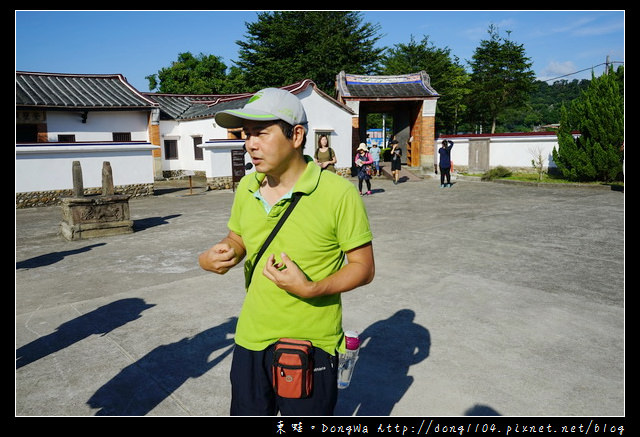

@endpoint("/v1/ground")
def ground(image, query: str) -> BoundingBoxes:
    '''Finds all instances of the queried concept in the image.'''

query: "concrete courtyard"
[15,175,624,417]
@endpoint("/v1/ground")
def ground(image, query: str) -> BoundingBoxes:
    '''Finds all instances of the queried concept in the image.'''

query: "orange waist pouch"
[272,338,313,398]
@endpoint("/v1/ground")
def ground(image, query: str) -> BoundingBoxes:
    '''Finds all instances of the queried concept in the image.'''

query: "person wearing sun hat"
[354,143,374,195]
[200,87,375,416]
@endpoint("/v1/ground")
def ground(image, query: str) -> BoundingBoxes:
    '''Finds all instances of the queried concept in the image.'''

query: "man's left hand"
[263,252,318,298]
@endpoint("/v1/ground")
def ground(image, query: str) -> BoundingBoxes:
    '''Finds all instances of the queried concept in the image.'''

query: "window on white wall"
[193,136,203,160]
[113,132,131,142]
[164,139,178,160]
[58,134,76,142]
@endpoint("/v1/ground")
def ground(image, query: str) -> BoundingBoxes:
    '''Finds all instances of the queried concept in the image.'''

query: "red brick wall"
[409,110,435,167]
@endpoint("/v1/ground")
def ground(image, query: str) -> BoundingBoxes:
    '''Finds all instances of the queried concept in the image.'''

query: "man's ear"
[292,125,306,150]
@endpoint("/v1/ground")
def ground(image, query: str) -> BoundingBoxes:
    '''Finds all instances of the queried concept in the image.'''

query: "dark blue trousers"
[440,165,451,185]
[230,343,338,416]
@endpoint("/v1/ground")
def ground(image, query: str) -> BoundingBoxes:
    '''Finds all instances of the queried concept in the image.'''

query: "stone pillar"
[102,161,115,196]
[72,161,84,197]
[60,161,133,240]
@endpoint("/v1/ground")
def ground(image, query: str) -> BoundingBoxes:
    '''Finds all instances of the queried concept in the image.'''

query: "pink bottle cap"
[345,330,360,350]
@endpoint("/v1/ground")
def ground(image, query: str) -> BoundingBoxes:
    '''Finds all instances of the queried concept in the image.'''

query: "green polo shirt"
[228,156,373,355]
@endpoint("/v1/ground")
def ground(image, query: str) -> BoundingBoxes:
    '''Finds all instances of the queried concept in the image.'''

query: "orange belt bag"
[272,338,313,398]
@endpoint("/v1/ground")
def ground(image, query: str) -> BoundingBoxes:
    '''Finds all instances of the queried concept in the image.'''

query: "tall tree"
[496,78,591,132]
[380,35,470,134]
[467,25,535,133]
[234,11,384,94]
[146,52,229,94]
[552,66,624,182]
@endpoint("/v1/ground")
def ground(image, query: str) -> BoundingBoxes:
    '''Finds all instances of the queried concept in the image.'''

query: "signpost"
[183,170,195,195]
[231,148,246,192]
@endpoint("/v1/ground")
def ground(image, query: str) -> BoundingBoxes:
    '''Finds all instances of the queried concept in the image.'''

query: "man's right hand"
[199,231,246,274]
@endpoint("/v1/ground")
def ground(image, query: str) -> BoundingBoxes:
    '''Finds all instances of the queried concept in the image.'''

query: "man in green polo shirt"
[199,88,374,416]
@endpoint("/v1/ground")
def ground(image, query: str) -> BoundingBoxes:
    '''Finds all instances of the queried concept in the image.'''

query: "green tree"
[552,66,624,182]
[467,25,536,133]
[146,52,229,94]
[489,78,591,132]
[234,11,384,94]
[380,35,470,134]
[222,65,250,94]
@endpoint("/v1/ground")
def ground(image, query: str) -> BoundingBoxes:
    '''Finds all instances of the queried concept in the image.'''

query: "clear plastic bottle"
[337,330,360,389]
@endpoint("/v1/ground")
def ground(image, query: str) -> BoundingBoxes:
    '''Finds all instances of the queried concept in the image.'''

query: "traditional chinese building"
[335,71,439,170]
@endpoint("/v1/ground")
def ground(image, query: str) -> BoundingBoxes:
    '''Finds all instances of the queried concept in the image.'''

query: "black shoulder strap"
[247,192,303,287]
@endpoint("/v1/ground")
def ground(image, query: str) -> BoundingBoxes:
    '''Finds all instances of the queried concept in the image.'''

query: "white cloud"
[545,61,577,75]
[538,60,579,81]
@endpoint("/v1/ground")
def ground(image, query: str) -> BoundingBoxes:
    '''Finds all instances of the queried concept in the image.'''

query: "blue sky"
[15,10,624,92]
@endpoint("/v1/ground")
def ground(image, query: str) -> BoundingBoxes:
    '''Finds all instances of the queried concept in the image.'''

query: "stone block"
[59,195,133,240]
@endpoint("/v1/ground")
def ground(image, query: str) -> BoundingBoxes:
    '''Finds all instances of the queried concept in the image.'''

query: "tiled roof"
[16,71,159,109]
[16,72,353,121]
[336,71,439,99]
[144,93,253,120]
[145,79,353,121]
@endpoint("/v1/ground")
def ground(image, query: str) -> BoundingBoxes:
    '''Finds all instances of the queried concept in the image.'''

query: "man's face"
[243,120,301,175]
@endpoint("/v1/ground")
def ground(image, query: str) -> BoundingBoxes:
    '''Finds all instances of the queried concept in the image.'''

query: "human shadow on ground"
[334,309,430,416]
[368,188,386,195]
[133,214,181,232]
[16,298,155,369]
[87,317,236,416]
[16,243,106,269]
[464,404,501,416]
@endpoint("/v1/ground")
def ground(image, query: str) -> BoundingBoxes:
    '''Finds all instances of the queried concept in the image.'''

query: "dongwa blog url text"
[282,420,624,435]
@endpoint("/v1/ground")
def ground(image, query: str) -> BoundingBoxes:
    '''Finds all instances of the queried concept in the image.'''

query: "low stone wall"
[336,167,351,178]
[16,183,154,209]
[205,176,235,191]
[204,167,353,191]
[162,170,206,179]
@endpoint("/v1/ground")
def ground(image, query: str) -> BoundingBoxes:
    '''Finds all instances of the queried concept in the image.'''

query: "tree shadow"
[334,309,430,416]
[16,298,155,369]
[16,243,107,269]
[87,317,236,416]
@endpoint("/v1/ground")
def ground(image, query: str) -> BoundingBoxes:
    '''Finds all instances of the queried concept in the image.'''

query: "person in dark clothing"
[438,140,454,187]
[389,140,402,184]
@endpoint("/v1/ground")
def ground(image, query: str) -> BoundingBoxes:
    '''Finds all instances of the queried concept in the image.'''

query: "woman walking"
[390,140,402,184]
[354,143,373,195]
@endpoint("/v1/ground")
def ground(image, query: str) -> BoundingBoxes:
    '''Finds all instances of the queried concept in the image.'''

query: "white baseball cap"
[215,88,308,131]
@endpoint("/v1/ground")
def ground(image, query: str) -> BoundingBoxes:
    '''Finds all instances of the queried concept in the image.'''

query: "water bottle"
[337,330,360,389]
